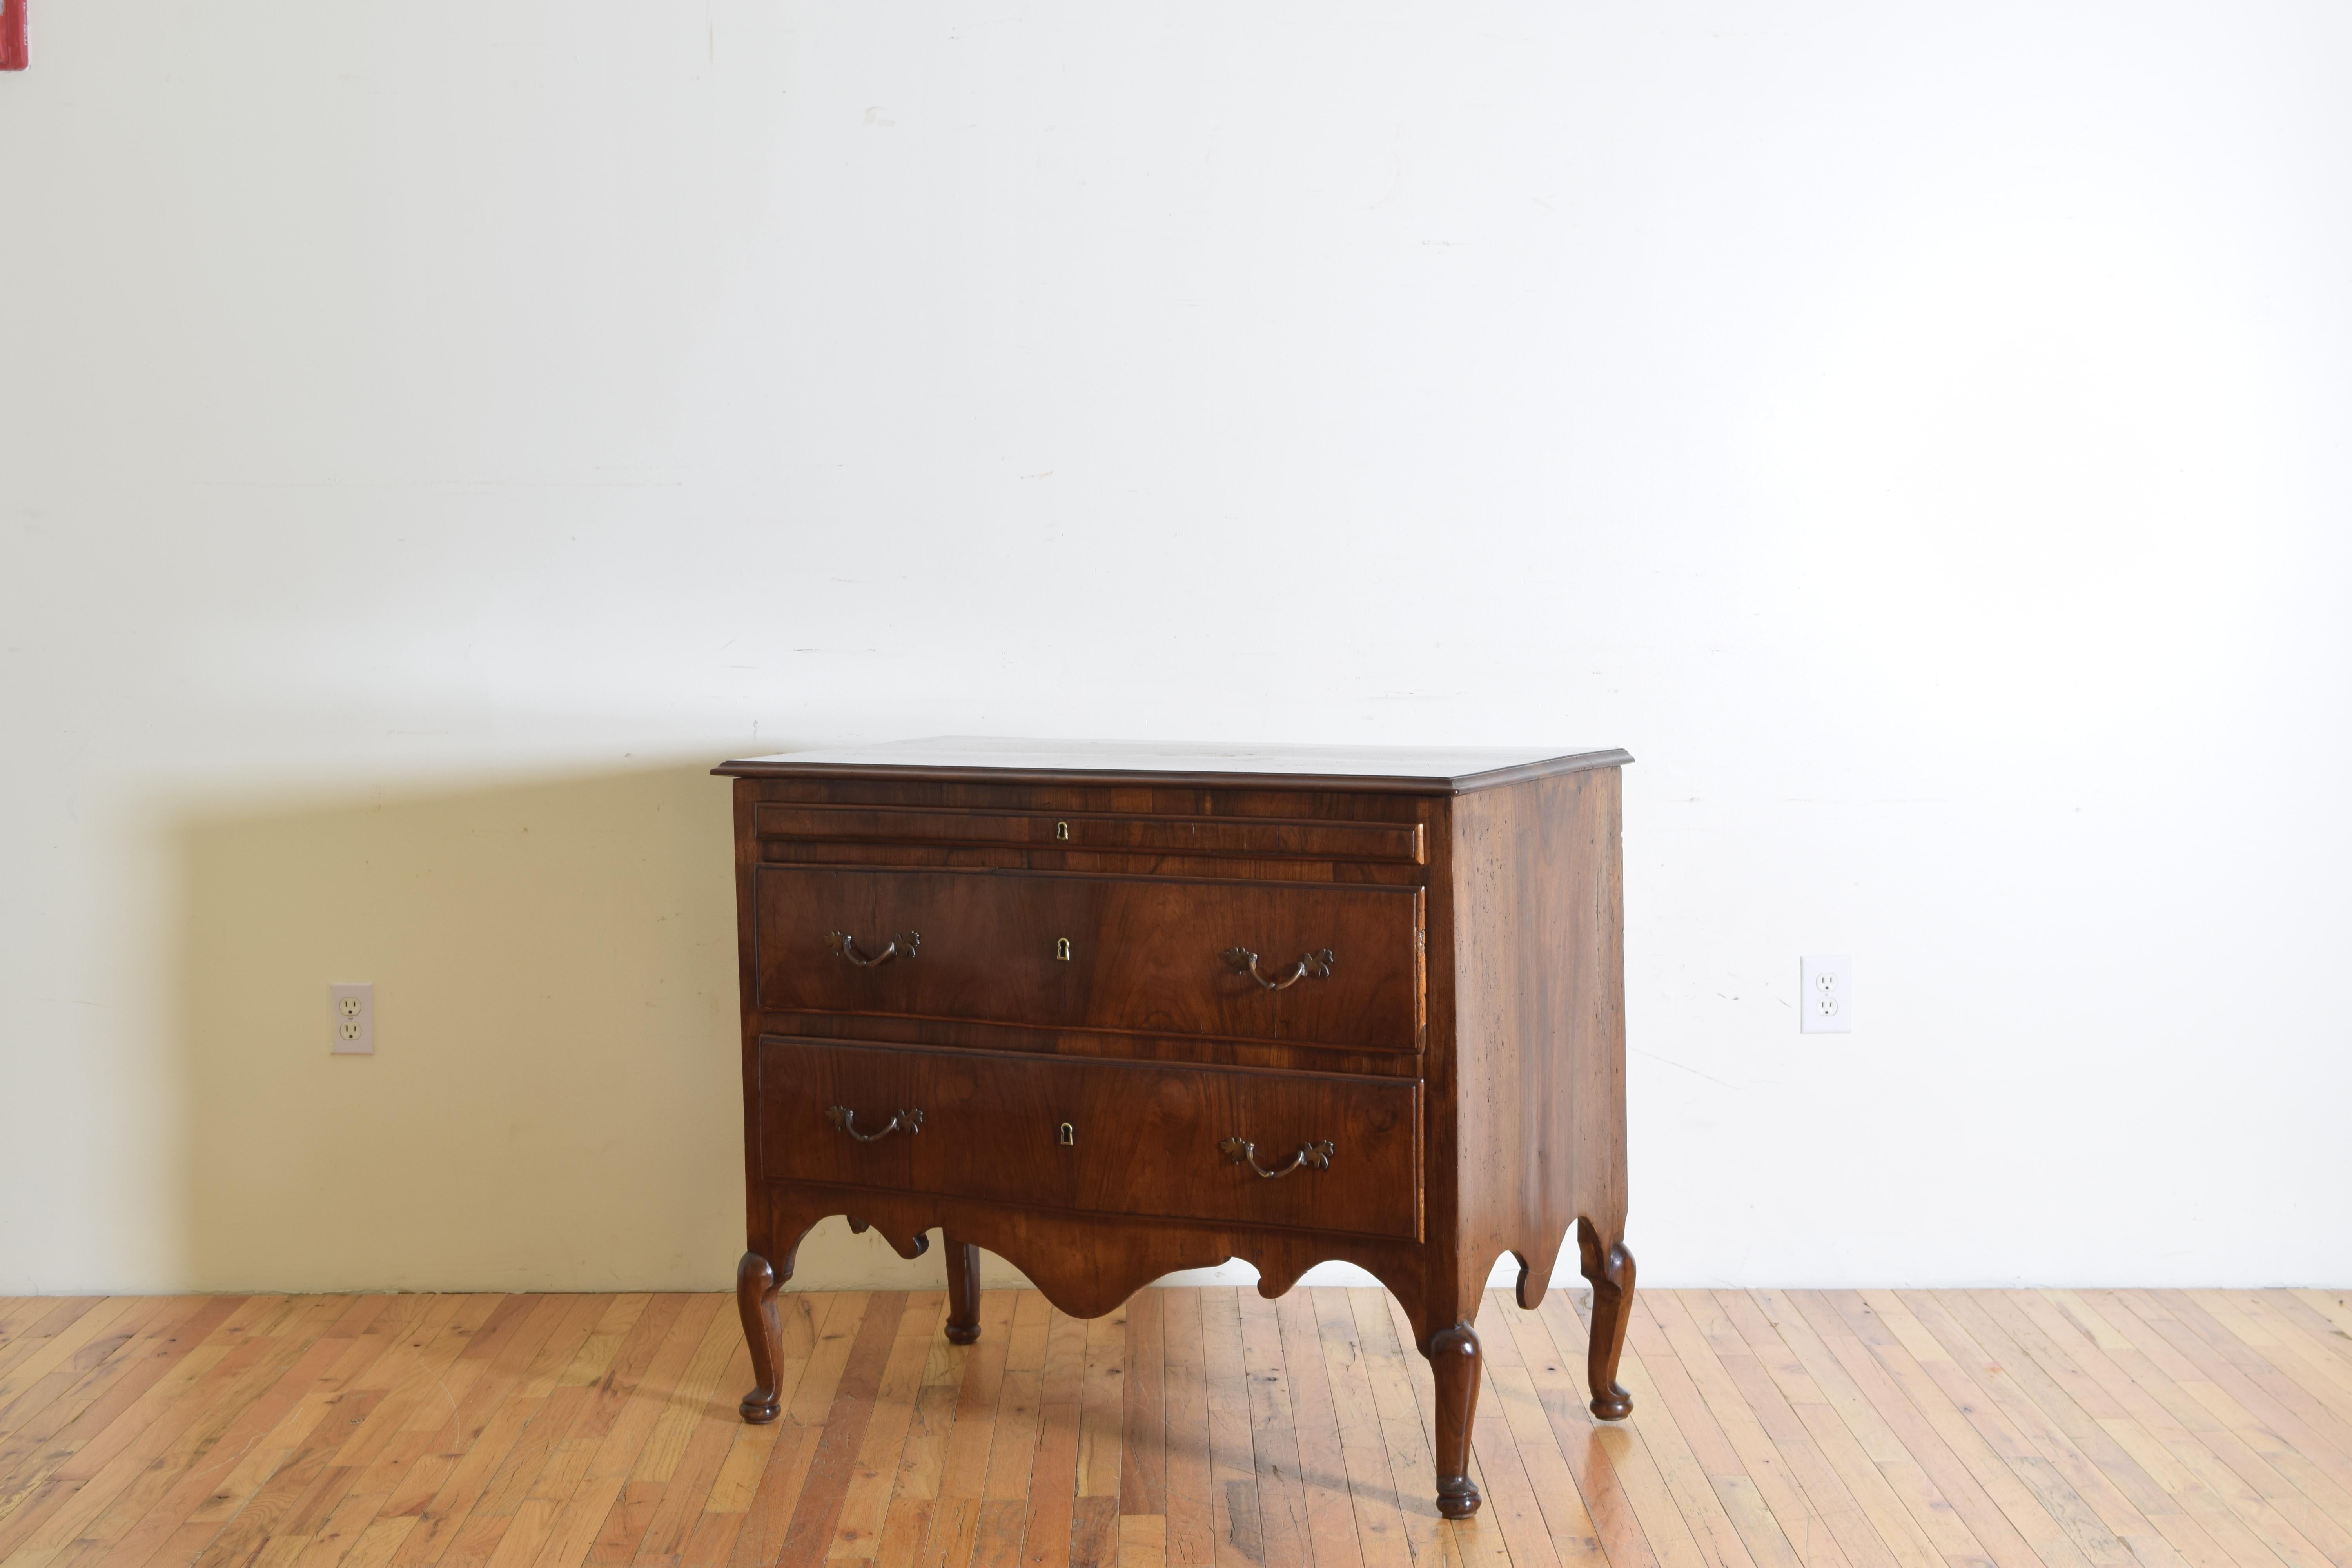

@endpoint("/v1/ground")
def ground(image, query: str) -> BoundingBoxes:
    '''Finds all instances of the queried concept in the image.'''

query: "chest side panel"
[1443,767,1627,1270]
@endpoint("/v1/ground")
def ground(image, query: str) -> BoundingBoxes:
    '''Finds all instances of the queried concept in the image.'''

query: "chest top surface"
[715,735,1630,793]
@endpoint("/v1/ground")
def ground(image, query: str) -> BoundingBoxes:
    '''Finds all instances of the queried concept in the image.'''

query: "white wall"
[2,0,2347,1295]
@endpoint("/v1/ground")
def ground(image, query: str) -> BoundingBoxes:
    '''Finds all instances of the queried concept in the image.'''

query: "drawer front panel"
[758,1038,1421,1241]
[753,866,1422,1051]
[754,805,1423,864]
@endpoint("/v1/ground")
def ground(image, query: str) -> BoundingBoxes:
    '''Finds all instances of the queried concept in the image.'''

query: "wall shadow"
[177,758,1071,1294]
[177,760,753,1292]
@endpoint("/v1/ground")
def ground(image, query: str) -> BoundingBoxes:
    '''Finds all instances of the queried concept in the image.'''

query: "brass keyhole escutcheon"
[1058,1122,1076,1147]
[1054,820,1071,841]
[1054,936,1072,962]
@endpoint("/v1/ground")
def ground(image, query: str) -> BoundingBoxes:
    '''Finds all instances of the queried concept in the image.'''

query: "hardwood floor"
[2,1286,2348,1568]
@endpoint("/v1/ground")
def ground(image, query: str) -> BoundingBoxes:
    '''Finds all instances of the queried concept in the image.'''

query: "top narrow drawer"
[754,805,1423,865]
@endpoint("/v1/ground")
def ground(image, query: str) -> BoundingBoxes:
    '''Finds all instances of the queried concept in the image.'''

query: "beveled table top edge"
[712,737,1633,794]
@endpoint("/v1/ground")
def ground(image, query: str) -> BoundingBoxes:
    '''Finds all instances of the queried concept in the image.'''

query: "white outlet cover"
[1799,955,1851,1034]
[330,982,374,1054]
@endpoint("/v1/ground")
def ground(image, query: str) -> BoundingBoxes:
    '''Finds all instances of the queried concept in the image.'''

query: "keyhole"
[1054,820,1070,841]
[1058,1122,1076,1147]
[1054,936,1072,962]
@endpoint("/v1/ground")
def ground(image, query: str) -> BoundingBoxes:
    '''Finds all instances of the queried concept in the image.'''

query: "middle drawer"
[751,866,1424,1052]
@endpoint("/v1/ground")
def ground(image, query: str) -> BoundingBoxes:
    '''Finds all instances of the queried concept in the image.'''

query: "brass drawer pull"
[1221,946,1335,991]
[826,1105,924,1142]
[1219,1136,1336,1179]
[827,930,919,967]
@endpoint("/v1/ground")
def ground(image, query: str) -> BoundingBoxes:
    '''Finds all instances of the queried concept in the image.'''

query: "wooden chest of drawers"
[715,738,1636,1519]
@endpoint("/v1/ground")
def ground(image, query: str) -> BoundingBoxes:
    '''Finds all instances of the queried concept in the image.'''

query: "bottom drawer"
[757,1037,1421,1242]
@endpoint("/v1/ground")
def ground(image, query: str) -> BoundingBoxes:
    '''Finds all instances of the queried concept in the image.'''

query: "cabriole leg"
[737,1250,784,1422]
[1577,1217,1635,1420]
[943,1234,982,1345]
[1426,1321,1483,1518]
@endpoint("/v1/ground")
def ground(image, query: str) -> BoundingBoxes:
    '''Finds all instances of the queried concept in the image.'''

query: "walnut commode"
[715,738,1635,1518]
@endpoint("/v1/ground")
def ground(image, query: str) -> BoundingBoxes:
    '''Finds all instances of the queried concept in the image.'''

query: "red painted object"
[1,0,25,71]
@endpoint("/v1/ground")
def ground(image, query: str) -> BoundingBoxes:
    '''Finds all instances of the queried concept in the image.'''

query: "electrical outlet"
[330,983,374,1054]
[1799,956,1851,1034]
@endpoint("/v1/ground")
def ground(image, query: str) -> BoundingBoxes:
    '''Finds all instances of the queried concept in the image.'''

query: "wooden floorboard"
[2,1289,2347,1568]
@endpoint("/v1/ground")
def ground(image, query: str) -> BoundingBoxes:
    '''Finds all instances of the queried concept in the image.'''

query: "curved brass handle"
[1219,1136,1336,1178]
[1221,946,1335,991]
[827,930,919,967]
[826,1105,924,1142]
